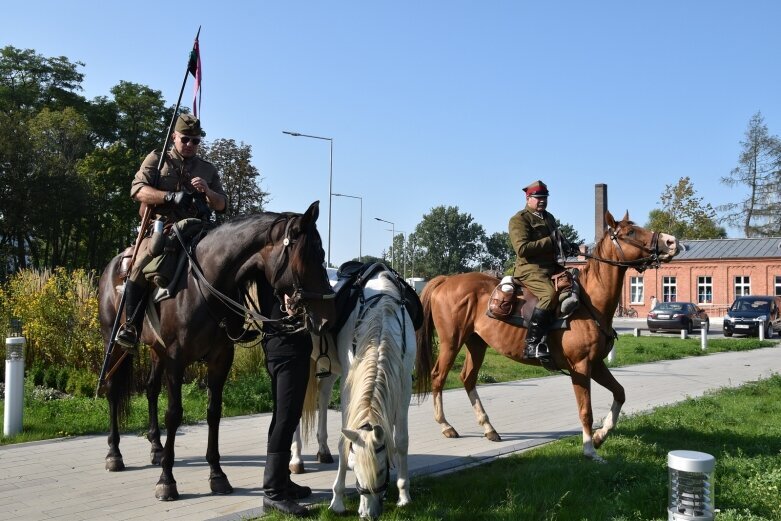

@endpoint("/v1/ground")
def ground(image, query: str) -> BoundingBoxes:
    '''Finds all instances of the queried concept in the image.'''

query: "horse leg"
[156,366,184,501]
[105,350,132,472]
[431,337,464,439]
[146,353,164,466]
[590,359,625,450]
[463,337,500,441]
[316,371,338,464]
[395,390,412,507]
[289,425,304,474]
[569,362,604,463]
[205,349,235,495]
[105,379,125,471]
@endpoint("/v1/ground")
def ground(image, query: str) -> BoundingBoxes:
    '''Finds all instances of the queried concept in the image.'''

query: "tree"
[200,139,268,219]
[720,112,781,237]
[0,46,87,275]
[646,177,726,239]
[412,206,486,277]
[556,220,583,246]
[481,231,513,274]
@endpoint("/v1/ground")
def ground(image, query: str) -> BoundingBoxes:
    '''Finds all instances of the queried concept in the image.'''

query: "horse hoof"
[317,451,334,464]
[485,430,502,442]
[150,449,163,466]
[289,462,305,474]
[593,431,606,449]
[442,427,460,439]
[155,482,179,501]
[105,456,125,472]
[209,475,234,495]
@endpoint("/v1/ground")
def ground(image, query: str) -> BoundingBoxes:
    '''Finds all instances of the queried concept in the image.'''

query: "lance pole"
[97,27,202,391]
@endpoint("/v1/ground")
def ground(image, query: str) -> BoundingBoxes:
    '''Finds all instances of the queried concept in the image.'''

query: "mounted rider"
[508,180,576,362]
[115,114,227,353]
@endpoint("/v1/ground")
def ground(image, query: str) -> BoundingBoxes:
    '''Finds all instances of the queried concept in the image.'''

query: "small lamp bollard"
[4,319,25,437]
[758,320,765,341]
[667,450,715,521]
[607,346,615,363]
[700,324,708,351]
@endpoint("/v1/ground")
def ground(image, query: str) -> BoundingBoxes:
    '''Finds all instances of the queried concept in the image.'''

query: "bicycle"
[614,304,638,318]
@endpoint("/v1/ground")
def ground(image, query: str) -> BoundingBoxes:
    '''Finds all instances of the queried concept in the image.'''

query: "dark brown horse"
[98,201,335,500]
[417,211,679,461]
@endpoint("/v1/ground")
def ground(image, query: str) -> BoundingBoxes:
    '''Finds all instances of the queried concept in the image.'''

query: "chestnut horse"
[417,211,679,461]
[98,201,335,500]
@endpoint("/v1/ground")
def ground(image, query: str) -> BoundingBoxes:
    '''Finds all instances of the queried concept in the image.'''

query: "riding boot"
[115,280,147,354]
[523,307,553,361]
[263,452,309,517]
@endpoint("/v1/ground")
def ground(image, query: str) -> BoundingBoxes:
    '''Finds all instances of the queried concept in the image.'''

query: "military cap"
[523,180,549,197]
[174,114,202,136]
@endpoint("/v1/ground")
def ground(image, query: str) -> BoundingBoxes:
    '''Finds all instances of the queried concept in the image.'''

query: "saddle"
[486,269,581,330]
[331,261,424,334]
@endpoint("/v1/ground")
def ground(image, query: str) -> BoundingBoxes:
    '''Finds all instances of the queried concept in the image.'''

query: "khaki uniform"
[509,208,560,311]
[128,148,226,283]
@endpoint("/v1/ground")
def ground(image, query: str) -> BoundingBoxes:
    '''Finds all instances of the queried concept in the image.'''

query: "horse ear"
[372,425,385,444]
[604,211,616,229]
[622,210,629,222]
[301,201,320,228]
[342,428,360,443]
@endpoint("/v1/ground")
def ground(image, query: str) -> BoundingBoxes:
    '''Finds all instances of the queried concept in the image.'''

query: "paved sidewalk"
[1,347,779,520]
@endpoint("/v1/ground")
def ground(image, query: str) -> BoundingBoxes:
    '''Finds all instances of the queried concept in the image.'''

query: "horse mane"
[344,271,405,471]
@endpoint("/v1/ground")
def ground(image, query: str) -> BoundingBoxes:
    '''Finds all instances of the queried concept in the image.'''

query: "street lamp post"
[374,217,395,270]
[283,130,333,266]
[333,192,363,262]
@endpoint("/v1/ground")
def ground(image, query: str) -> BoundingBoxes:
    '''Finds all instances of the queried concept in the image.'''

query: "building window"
[663,276,677,302]
[734,276,751,297]
[776,276,781,297]
[697,276,713,304]
[630,276,643,304]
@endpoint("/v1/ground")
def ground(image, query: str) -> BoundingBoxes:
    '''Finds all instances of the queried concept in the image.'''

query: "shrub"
[1,268,103,373]
[65,369,97,397]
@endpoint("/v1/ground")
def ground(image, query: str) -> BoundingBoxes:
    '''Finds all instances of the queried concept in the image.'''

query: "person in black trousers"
[260,293,314,517]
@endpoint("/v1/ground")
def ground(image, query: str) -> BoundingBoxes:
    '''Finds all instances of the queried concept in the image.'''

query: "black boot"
[115,281,147,354]
[523,307,553,361]
[263,452,309,517]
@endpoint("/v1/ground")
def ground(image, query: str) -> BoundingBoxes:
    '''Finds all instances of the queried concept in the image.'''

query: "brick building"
[584,184,781,317]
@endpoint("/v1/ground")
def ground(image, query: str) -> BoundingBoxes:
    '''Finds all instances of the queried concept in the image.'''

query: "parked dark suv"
[723,296,780,338]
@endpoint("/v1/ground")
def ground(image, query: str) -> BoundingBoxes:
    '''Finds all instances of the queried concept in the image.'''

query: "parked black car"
[723,295,780,338]
[647,302,709,333]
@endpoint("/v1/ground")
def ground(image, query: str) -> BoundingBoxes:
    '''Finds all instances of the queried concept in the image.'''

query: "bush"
[65,369,97,397]
[0,268,103,373]
[28,364,45,386]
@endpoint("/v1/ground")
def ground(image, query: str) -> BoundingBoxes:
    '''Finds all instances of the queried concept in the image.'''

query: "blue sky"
[3,1,781,268]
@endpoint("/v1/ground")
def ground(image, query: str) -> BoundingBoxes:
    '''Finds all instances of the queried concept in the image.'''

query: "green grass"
[443,335,774,390]
[0,336,775,446]
[260,374,781,521]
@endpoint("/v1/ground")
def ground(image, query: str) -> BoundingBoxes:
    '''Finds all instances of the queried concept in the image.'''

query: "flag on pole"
[188,37,202,117]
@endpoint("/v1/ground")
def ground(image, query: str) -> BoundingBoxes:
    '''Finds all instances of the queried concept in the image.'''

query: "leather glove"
[164,191,193,208]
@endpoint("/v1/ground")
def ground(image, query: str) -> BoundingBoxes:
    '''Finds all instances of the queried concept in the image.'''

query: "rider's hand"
[164,191,193,208]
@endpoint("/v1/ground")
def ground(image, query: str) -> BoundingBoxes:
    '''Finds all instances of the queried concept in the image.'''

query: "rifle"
[97,27,202,392]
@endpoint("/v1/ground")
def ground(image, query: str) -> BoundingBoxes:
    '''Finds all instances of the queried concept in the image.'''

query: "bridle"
[350,423,391,496]
[177,214,333,329]
[581,225,662,272]
[269,215,335,314]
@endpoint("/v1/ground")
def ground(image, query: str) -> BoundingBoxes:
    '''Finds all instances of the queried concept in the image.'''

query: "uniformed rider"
[115,114,227,352]
[508,180,571,362]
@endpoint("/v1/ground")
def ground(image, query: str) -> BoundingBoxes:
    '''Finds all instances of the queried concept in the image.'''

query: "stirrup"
[523,342,550,361]
[115,325,139,353]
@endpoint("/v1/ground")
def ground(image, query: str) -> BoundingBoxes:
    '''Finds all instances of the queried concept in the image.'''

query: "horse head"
[598,211,679,269]
[343,424,390,520]
[263,201,336,334]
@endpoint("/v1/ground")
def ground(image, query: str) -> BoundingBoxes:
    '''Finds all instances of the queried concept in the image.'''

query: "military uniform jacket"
[509,208,559,278]
[131,148,226,222]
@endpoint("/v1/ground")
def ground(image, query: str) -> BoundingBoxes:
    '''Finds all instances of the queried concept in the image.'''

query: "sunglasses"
[180,136,201,145]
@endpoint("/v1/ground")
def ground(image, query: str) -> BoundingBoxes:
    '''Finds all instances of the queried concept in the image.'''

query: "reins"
[172,215,332,332]
[580,227,661,272]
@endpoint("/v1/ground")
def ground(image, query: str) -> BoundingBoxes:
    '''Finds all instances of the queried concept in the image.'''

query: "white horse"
[292,265,427,519]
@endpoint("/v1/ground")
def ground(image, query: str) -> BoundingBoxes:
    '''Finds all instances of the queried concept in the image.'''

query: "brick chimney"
[595,183,607,242]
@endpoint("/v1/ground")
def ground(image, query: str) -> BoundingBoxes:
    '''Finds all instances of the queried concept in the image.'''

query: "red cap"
[523,180,549,197]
